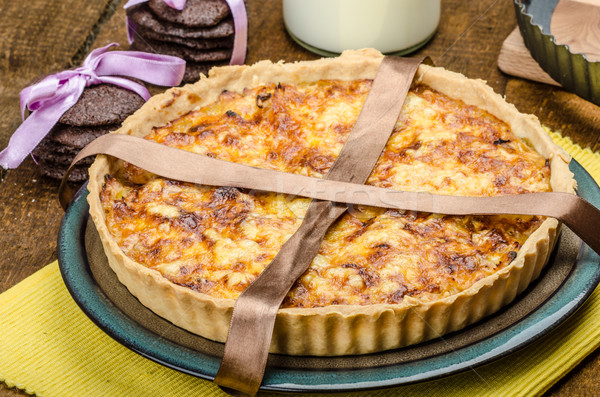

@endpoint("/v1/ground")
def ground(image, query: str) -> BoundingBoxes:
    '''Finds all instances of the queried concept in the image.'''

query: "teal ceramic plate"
[58,160,600,392]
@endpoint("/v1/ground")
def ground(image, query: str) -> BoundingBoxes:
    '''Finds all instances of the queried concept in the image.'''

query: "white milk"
[283,0,441,55]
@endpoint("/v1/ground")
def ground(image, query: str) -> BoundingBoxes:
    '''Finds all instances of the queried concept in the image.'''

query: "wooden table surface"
[1,0,599,395]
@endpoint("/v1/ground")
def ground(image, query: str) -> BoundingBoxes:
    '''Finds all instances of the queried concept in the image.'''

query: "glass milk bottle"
[283,0,441,56]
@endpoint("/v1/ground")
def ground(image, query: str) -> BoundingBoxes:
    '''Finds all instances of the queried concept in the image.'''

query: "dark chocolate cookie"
[148,0,230,27]
[33,144,94,166]
[33,138,80,157]
[137,28,233,49]
[128,4,234,39]
[131,38,232,62]
[59,84,145,127]
[183,60,228,83]
[49,124,118,148]
[38,159,89,182]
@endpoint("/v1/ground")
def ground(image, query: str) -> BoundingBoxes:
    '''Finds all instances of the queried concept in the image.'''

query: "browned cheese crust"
[100,81,550,308]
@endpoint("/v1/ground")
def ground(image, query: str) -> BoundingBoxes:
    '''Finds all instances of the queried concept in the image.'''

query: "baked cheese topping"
[101,80,551,307]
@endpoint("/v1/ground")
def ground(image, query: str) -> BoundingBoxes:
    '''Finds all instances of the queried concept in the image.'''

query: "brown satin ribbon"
[59,133,600,255]
[214,56,424,395]
[58,57,600,396]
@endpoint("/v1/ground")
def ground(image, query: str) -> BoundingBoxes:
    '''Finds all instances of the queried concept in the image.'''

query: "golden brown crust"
[87,49,575,355]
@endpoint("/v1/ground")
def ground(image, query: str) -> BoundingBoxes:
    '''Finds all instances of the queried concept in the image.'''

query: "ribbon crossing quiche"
[87,49,575,355]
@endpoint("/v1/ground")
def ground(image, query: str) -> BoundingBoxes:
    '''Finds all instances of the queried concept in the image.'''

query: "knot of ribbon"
[0,43,185,169]
[124,0,247,65]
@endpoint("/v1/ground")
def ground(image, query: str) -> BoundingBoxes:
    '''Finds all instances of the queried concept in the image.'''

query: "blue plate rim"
[57,160,600,392]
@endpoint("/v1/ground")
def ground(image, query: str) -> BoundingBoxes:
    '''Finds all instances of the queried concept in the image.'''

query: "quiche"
[87,49,575,356]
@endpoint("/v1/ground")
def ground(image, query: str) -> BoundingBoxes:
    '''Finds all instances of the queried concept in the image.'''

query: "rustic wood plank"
[0,158,62,289]
[413,0,516,95]
[0,1,107,78]
[498,28,560,86]
[0,384,23,397]
[93,0,129,49]
[0,0,118,148]
[244,0,319,64]
[505,79,600,151]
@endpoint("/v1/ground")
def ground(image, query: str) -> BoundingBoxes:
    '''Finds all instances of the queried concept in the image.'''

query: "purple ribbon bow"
[124,0,247,65]
[0,43,185,169]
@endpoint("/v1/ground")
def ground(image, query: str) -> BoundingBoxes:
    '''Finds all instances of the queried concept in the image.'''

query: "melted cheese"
[101,81,551,308]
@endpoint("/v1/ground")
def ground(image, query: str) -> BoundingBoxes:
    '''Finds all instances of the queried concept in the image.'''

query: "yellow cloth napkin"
[1,132,600,397]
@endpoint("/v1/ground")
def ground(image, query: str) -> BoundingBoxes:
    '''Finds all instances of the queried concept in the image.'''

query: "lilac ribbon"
[124,0,247,65]
[0,43,185,169]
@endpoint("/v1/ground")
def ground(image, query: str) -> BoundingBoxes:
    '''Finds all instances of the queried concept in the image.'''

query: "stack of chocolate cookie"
[127,0,235,83]
[32,84,145,182]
